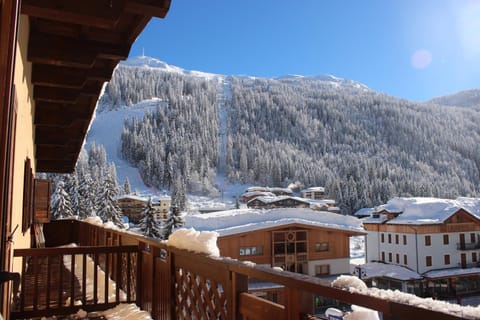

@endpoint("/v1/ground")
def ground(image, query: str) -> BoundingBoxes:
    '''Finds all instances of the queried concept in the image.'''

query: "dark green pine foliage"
[139,197,162,238]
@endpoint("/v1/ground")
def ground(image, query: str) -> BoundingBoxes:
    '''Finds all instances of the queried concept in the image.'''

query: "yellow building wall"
[10,15,36,273]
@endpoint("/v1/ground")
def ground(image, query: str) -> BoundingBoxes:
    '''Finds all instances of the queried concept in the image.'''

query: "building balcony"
[456,242,480,250]
[9,220,473,320]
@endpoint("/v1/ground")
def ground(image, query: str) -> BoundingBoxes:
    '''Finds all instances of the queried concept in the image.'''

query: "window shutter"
[34,179,51,223]
[22,158,34,233]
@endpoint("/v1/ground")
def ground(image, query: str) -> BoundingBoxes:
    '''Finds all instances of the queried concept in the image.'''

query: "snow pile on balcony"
[185,207,363,236]
[63,244,126,304]
[332,275,480,319]
[84,216,104,226]
[168,228,220,257]
[102,303,152,319]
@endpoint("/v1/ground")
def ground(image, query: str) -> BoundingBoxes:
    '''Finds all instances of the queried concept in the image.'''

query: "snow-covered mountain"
[120,55,221,80]
[428,89,480,109]
[86,55,480,214]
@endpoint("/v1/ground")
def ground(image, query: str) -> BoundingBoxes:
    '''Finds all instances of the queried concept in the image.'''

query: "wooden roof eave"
[21,0,172,173]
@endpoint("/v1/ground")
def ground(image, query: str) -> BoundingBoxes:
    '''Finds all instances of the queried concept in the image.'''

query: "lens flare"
[411,49,432,69]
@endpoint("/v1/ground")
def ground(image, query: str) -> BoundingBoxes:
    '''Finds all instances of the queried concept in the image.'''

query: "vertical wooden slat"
[93,253,98,304]
[104,252,109,303]
[58,254,63,307]
[70,254,75,306]
[116,251,121,303]
[136,249,143,307]
[127,251,131,302]
[33,256,38,310]
[46,256,51,308]
[82,253,87,305]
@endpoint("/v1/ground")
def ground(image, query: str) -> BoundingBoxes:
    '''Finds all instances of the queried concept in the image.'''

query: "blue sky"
[130,0,480,102]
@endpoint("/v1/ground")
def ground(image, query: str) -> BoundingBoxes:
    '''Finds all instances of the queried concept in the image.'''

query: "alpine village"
[1,1,480,320]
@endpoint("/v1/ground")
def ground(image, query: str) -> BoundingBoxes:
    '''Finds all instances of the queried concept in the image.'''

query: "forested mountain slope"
[99,57,480,214]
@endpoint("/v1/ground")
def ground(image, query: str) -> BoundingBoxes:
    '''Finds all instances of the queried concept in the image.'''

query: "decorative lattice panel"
[174,268,228,319]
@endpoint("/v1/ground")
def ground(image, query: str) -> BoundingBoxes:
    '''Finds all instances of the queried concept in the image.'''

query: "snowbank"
[167,228,220,257]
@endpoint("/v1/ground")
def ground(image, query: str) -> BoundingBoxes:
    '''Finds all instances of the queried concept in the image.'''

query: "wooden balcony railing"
[11,244,140,319]
[11,220,475,320]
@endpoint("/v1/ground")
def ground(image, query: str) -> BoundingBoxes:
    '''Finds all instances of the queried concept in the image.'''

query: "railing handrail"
[14,245,139,256]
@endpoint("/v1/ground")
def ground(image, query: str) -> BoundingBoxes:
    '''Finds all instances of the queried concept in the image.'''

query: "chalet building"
[116,194,171,223]
[361,197,480,298]
[241,186,293,203]
[186,207,365,281]
[301,187,326,200]
[247,196,310,209]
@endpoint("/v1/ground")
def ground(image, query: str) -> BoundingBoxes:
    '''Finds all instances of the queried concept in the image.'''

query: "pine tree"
[96,165,124,228]
[123,177,131,195]
[51,181,73,219]
[139,197,162,238]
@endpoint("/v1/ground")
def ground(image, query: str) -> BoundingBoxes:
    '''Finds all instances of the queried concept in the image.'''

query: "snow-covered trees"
[139,197,162,238]
[51,181,73,219]
[49,144,125,226]
[105,64,480,214]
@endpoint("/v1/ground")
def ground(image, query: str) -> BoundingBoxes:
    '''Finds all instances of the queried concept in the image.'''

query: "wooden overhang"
[22,0,171,173]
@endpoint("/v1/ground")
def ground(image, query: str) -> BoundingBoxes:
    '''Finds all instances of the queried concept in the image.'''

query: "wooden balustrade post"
[229,271,248,320]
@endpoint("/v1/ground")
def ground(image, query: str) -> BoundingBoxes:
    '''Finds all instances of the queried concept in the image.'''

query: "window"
[240,246,263,256]
[388,234,392,244]
[381,233,385,243]
[395,234,399,244]
[426,256,432,267]
[381,252,385,262]
[388,252,392,262]
[425,235,431,246]
[443,234,449,245]
[444,254,450,265]
[403,254,408,265]
[403,235,407,245]
[315,264,330,276]
[396,254,399,264]
[315,242,329,252]
[471,233,476,243]
[473,252,477,262]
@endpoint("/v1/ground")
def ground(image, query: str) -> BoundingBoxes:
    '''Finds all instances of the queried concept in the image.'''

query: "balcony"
[10,220,474,320]
[457,242,480,250]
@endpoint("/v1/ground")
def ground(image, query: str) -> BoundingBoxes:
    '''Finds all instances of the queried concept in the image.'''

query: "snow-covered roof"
[115,194,171,203]
[356,262,422,281]
[241,191,276,198]
[354,207,375,217]
[362,197,480,225]
[248,196,310,205]
[301,187,325,193]
[423,267,480,279]
[185,208,365,237]
[361,214,389,224]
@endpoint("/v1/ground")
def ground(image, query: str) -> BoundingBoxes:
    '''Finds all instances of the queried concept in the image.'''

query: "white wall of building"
[307,257,350,277]
[366,229,480,274]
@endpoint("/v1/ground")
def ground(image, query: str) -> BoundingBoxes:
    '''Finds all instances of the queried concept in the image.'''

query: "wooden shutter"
[22,158,34,233]
[34,179,51,223]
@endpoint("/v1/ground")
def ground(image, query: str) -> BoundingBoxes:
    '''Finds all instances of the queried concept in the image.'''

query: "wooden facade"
[116,195,171,223]
[217,223,358,277]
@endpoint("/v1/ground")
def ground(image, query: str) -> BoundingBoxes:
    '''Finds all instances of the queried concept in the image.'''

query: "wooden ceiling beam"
[34,84,102,103]
[36,159,76,173]
[125,0,171,18]
[35,102,92,127]
[28,32,130,68]
[22,0,123,29]
[32,64,114,89]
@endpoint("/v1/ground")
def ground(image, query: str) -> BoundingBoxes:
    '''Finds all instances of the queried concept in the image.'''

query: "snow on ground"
[87,99,165,196]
